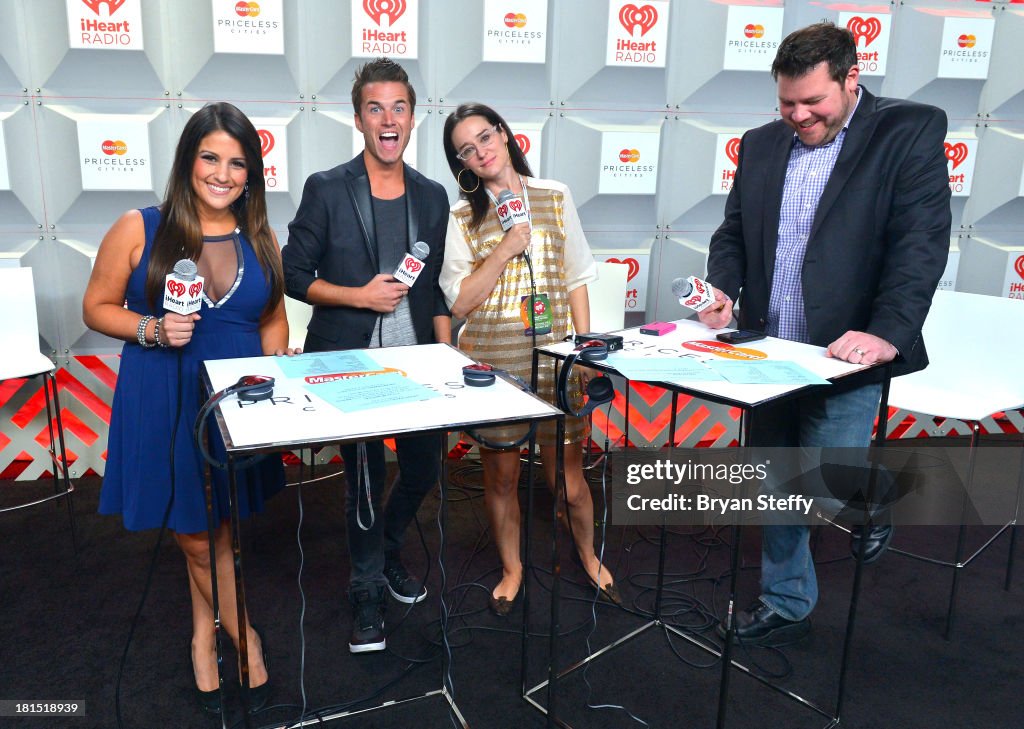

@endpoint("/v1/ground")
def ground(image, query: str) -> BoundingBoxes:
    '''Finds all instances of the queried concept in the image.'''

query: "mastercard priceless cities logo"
[682,340,767,361]
[604,145,655,177]
[84,134,145,172]
[728,18,777,54]
[504,12,526,28]
[957,34,976,48]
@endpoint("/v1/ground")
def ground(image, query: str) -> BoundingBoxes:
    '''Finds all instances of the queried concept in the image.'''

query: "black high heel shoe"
[571,549,622,605]
[243,627,270,714]
[191,647,221,715]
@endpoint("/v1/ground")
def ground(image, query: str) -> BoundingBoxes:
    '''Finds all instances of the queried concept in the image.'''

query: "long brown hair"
[145,102,283,317]
[442,103,533,231]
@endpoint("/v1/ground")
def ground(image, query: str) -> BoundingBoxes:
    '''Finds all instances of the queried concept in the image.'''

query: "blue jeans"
[749,383,882,621]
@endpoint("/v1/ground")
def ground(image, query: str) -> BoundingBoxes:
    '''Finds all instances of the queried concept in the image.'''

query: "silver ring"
[853,347,866,356]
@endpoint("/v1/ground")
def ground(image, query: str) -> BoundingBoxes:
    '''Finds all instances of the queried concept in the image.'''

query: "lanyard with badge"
[486,177,552,336]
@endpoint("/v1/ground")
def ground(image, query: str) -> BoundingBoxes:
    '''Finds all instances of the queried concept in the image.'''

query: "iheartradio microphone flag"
[495,190,530,231]
[164,259,204,315]
[671,275,715,314]
[393,241,430,287]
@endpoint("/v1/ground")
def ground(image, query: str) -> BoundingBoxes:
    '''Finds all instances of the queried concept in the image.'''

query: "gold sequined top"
[441,178,597,446]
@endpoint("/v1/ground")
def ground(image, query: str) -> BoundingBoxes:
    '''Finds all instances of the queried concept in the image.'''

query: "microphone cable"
[115,348,184,729]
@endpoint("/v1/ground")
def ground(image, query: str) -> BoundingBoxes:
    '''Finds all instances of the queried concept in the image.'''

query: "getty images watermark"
[624,458,815,517]
[612,445,1024,527]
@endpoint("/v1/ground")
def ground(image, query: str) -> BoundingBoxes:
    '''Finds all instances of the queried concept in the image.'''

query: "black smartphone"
[716,329,766,344]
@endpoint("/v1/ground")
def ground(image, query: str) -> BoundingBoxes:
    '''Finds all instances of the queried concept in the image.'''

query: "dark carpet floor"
[2,443,1023,729]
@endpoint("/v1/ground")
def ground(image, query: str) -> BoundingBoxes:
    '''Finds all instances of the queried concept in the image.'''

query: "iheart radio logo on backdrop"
[364,0,405,26]
[725,137,740,166]
[619,149,640,163]
[957,34,976,48]
[102,140,127,155]
[846,16,881,46]
[235,1,260,17]
[944,142,968,170]
[81,0,125,15]
[258,129,275,157]
[514,134,530,155]
[1015,255,1024,281]
[504,12,526,29]
[618,3,658,37]
[605,257,640,282]
[744,24,765,39]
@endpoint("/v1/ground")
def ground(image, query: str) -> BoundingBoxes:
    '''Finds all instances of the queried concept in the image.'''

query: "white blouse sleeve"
[440,209,474,310]
[558,184,597,292]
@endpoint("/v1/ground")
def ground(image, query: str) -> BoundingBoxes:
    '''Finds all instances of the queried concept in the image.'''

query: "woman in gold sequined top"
[440,103,620,616]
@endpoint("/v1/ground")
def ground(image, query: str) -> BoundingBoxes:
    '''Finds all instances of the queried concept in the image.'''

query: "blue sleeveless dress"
[99,206,285,533]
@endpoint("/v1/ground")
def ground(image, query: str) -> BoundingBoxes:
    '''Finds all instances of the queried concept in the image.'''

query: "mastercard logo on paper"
[618,148,640,163]
[744,24,765,39]
[682,340,767,361]
[504,12,526,28]
[957,34,976,48]
[101,140,128,155]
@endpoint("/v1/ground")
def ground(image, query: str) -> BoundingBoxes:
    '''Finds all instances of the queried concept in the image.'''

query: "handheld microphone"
[495,189,530,232]
[671,275,716,314]
[392,240,430,287]
[163,259,205,315]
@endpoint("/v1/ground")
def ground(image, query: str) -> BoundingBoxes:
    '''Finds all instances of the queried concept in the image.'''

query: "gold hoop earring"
[457,168,479,194]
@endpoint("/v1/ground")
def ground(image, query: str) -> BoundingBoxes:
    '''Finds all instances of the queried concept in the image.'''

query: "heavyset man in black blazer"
[281,58,451,654]
[700,23,951,645]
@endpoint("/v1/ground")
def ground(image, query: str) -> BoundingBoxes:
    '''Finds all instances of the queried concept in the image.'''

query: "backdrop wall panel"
[1,0,1021,479]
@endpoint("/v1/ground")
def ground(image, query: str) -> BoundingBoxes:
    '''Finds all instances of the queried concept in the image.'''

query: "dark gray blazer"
[282,154,450,350]
[707,87,952,381]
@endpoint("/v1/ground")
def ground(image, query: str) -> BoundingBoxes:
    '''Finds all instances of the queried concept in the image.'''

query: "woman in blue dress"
[83,102,293,715]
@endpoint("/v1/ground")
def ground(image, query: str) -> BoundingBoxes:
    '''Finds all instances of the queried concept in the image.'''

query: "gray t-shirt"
[371,195,417,348]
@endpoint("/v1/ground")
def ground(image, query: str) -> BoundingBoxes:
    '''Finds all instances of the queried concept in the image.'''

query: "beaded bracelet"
[136,315,156,348]
[153,316,169,348]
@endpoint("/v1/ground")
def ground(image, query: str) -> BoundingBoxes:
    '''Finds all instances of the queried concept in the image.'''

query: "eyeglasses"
[455,125,502,161]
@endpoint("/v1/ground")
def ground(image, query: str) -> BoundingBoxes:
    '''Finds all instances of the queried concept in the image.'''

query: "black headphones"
[193,375,275,470]
[462,363,497,387]
[556,340,615,417]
